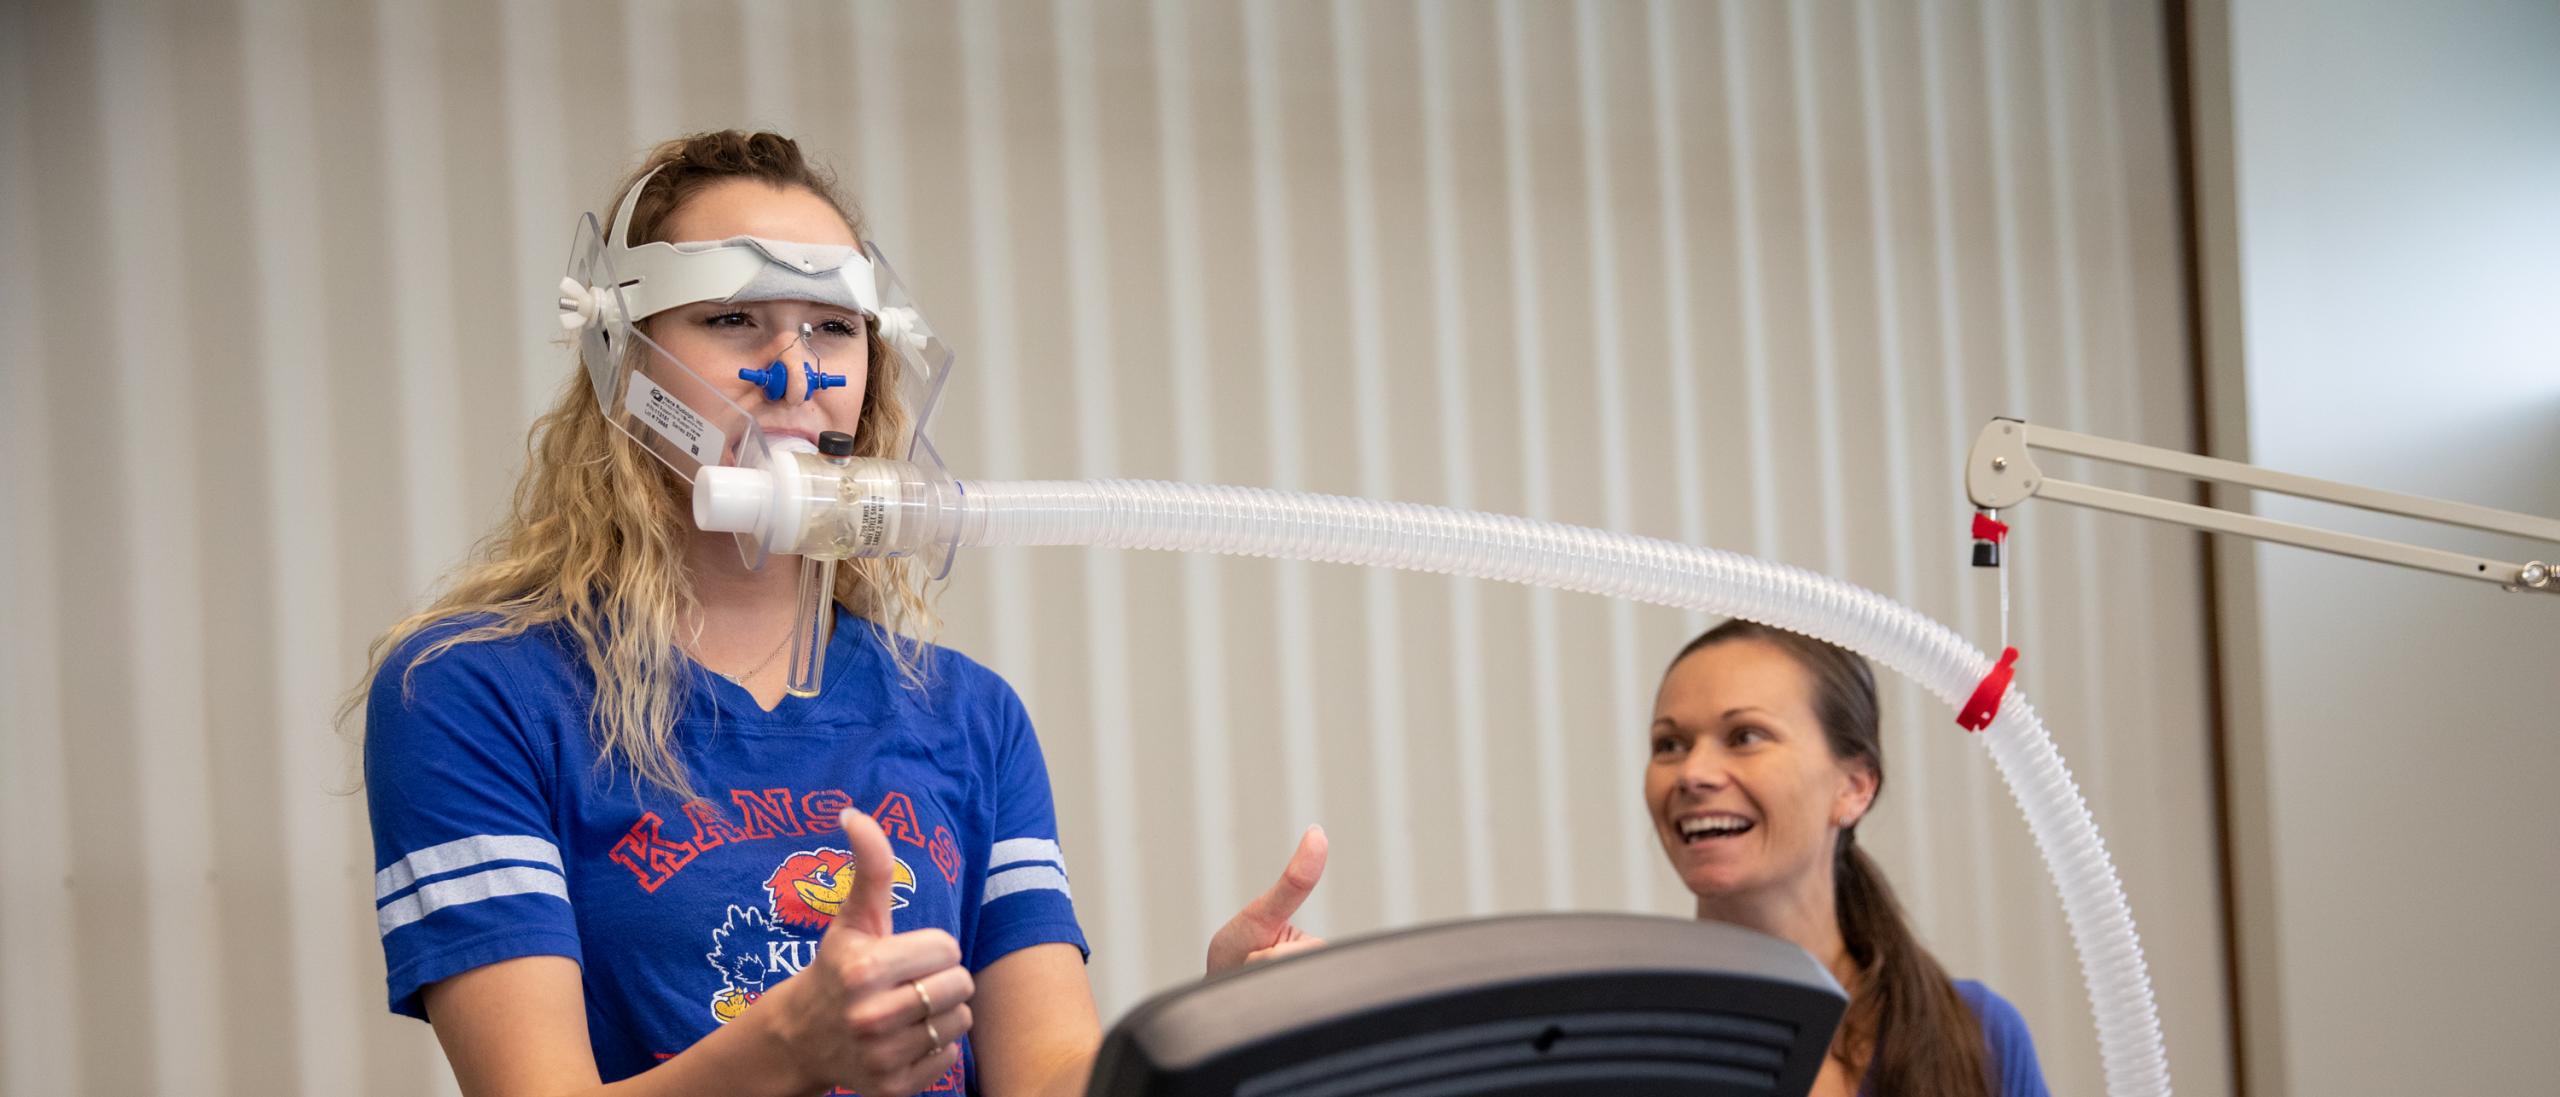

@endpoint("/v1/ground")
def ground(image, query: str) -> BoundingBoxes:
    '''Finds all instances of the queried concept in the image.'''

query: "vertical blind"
[0,1,2232,1094]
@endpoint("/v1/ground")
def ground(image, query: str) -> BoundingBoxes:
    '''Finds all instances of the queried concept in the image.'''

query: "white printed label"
[858,494,891,548]
[623,376,728,464]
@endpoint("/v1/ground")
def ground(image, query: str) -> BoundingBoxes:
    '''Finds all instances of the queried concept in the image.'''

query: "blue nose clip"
[738,361,792,401]
[737,360,848,402]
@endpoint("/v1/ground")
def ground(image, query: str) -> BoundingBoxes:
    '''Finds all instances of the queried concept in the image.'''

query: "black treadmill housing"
[1085,912,1848,1097]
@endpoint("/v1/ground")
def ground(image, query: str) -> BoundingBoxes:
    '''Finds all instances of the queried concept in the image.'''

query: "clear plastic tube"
[946,478,2174,1097]
[784,554,835,699]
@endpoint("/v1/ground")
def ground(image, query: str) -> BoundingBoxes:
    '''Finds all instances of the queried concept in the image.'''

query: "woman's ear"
[1834,761,1879,830]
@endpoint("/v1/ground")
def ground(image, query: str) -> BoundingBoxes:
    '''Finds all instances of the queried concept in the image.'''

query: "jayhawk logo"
[765,848,916,928]
[706,847,917,1022]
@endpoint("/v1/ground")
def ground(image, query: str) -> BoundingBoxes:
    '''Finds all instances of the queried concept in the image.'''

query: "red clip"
[1971,512,2010,543]
[1956,647,2021,732]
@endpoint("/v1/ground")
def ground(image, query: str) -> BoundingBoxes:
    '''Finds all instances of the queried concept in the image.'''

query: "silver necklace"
[702,628,794,685]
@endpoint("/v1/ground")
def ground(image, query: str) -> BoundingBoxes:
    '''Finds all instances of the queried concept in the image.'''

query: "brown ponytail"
[1675,621,1993,1096]
[1836,834,1991,1094]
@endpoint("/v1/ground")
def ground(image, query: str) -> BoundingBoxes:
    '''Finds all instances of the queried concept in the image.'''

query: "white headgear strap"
[603,164,881,321]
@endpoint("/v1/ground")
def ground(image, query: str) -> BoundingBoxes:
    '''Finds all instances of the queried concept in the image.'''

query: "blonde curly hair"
[343,131,938,798]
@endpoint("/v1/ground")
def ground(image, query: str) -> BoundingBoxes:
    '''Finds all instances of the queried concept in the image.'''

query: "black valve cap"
[817,430,857,457]
[1971,541,2001,568]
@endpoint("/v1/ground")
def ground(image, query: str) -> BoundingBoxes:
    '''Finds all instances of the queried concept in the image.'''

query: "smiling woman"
[1648,620,2052,1097]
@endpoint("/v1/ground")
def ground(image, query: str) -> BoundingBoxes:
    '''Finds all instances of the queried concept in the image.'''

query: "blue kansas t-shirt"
[364,607,1086,1093]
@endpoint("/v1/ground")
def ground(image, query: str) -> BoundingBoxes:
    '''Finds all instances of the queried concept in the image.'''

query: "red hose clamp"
[1957,647,2021,732]
[1970,511,2010,568]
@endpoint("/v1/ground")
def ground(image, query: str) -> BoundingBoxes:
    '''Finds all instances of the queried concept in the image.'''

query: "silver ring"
[910,979,934,1020]
[923,1016,943,1048]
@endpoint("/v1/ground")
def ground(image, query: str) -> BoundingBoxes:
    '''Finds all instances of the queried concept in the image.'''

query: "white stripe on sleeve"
[988,837,1065,872]
[375,834,563,899]
[981,864,1073,907]
[375,865,570,936]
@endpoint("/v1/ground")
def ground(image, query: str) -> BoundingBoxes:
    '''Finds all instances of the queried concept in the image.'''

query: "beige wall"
[0,1,2232,1094]
[2204,0,2560,1092]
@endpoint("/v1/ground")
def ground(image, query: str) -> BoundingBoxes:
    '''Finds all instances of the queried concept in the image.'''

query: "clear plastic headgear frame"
[556,209,962,579]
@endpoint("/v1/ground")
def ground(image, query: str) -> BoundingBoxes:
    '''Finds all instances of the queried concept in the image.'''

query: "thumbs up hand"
[1206,825,1330,974]
[754,810,974,1097]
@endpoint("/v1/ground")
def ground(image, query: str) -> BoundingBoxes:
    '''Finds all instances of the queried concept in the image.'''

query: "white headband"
[598,164,882,322]
[557,165,934,368]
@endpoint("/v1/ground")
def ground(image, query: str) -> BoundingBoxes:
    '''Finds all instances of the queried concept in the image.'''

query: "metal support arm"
[1965,418,2558,595]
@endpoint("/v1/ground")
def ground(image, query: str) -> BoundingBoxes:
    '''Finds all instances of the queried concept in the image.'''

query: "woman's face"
[1645,639,1877,904]
[643,179,869,450]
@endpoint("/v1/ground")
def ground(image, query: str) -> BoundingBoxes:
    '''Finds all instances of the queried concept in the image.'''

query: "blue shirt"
[364,607,1086,1093]
[1957,979,2050,1096]
[1859,979,2051,1097]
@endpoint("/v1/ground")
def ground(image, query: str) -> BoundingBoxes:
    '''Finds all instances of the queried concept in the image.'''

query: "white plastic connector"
[691,437,816,553]
[692,465,769,533]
